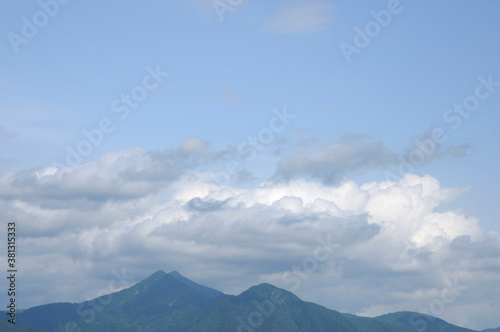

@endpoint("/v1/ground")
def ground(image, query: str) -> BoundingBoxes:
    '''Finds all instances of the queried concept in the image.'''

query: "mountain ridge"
[1,270,498,332]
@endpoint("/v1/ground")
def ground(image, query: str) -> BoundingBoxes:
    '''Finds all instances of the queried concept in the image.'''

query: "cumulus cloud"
[0,138,232,236]
[274,134,398,184]
[0,138,227,203]
[267,1,334,34]
[274,130,473,185]
[2,149,498,330]
[1,149,180,203]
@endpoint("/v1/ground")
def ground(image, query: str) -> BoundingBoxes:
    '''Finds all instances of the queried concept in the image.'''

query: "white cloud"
[274,132,473,185]
[267,1,334,34]
[179,137,211,155]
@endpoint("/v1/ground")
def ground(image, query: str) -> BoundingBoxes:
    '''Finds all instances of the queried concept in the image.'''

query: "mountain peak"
[243,282,291,298]
[168,270,182,277]
[153,269,167,275]
[166,270,224,300]
[145,270,167,281]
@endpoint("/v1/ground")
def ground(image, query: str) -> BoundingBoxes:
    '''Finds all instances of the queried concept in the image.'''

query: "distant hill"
[376,311,477,332]
[1,270,498,332]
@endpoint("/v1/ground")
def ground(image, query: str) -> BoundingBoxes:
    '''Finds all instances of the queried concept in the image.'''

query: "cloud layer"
[1,145,499,330]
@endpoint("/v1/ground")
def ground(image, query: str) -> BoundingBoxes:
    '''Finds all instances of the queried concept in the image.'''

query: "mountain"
[0,319,47,331]
[12,270,221,331]
[185,283,409,332]
[2,270,498,332]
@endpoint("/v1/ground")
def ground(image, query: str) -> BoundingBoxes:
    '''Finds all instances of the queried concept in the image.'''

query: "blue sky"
[1,1,500,330]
